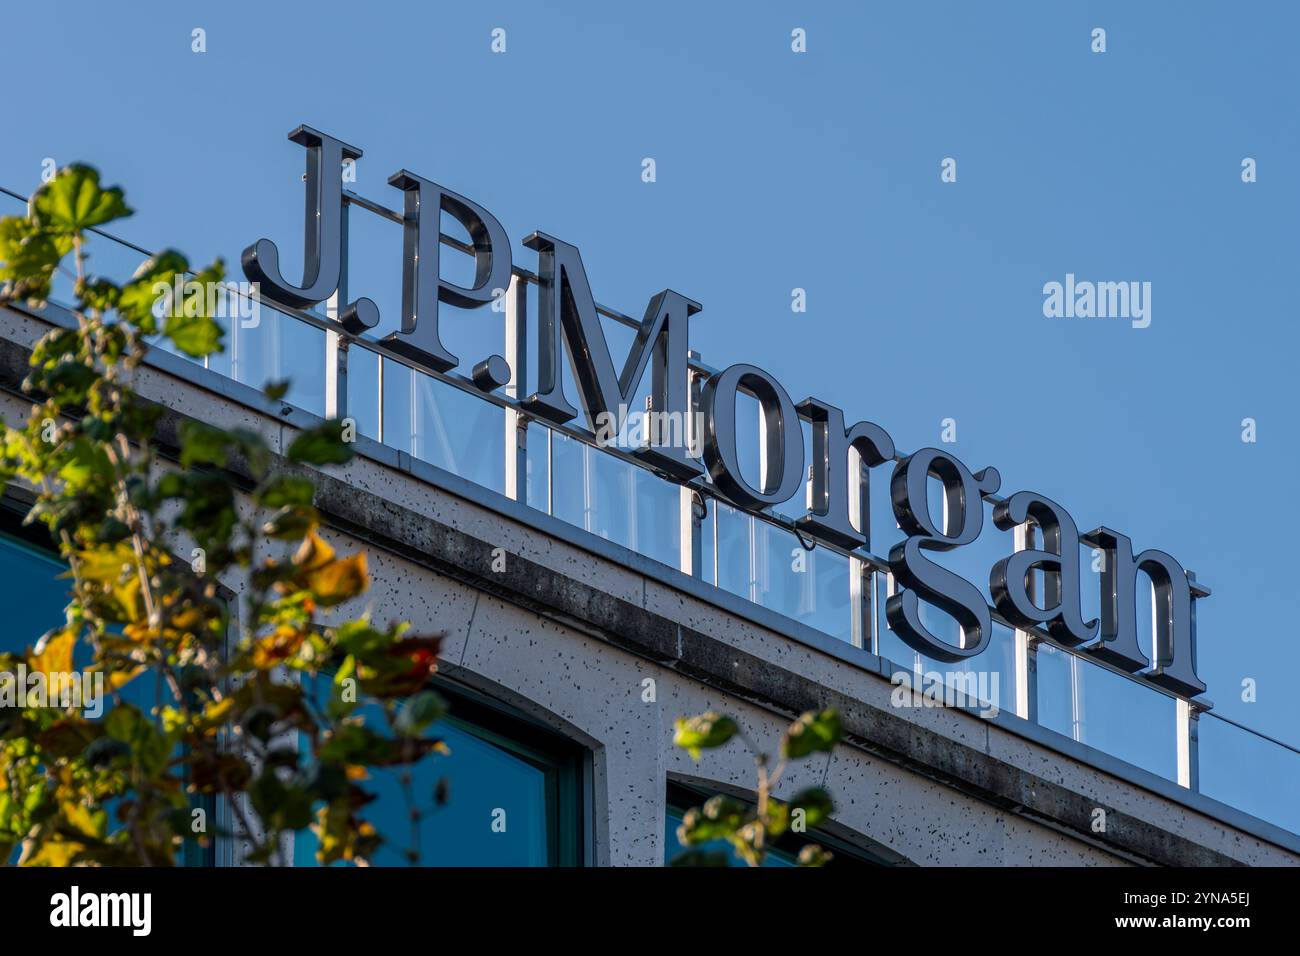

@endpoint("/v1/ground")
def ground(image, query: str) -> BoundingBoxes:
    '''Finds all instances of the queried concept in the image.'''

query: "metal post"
[546,427,554,516]
[1012,522,1039,723]
[849,453,873,651]
[376,355,386,444]
[1177,699,1201,790]
[324,202,350,421]
[503,275,529,503]
[1177,570,1204,790]
[849,559,872,651]
[680,486,704,578]
[679,353,706,579]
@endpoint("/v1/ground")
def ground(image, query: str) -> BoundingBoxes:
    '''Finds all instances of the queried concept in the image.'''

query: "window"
[0,502,213,866]
[0,518,70,650]
[663,782,890,867]
[293,680,588,867]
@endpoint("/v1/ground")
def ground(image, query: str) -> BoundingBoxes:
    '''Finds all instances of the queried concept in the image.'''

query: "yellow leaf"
[62,801,106,840]
[106,666,144,691]
[305,553,369,607]
[21,837,85,867]
[196,697,235,733]
[30,627,75,680]
[292,529,336,571]
[70,542,136,586]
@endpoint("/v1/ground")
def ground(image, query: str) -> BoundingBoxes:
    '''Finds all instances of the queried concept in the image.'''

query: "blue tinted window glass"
[294,708,558,867]
[0,526,207,864]
[0,530,69,655]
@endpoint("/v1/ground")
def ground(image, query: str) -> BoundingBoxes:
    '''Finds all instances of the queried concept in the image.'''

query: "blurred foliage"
[0,166,448,866]
[671,708,841,867]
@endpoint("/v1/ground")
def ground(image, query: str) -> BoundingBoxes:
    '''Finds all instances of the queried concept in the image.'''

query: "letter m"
[522,231,701,478]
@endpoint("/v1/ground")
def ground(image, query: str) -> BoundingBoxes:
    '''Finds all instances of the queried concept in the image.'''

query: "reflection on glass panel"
[711,500,851,642]
[281,315,326,416]
[381,358,413,454]
[410,371,504,495]
[587,445,632,545]
[1199,715,1300,834]
[214,305,325,417]
[525,422,551,512]
[715,499,752,600]
[551,431,680,563]
[633,466,680,568]
[875,588,1014,713]
[550,429,586,530]
[230,307,282,400]
[348,345,381,441]
[1037,643,1177,781]
[700,499,716,586]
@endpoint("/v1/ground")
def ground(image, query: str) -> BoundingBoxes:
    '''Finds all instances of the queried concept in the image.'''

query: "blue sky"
[3,3,1295,771]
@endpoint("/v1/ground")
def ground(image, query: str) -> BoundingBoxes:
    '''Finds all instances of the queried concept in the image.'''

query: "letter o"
[701,363,804,509]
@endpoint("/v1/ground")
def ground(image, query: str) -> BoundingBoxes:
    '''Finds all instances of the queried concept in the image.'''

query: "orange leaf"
[292,529,336,572]
[251,625,307,669]
[305,553,369,607]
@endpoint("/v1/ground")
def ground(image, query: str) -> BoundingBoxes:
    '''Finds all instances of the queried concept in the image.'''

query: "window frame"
[423,677,590,868]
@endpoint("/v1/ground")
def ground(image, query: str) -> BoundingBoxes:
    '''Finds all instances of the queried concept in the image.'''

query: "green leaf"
[394,690,447,737]
[249,769,287,822]
[677,794,748,845]
[764,799,790,835]
[31,165,132,232]
[0,216,71,291]
[797,843,833,867]
[163,311,223,358]
[781,708,841,760]
[788,786,834,828]
[109,703,171,776]
[56,437,114,491]
[286,420,354,467]
[178,419,230,468]
[28,359,97,405]
[76,277,120,314]
[256,474,315,509]
[227,427,271,478]
[117,250,189,331]
[672,712,738,760]
[28,327,82,369]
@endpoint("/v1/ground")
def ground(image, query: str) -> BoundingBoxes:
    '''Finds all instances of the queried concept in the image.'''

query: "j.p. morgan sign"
[242,125,1208,701]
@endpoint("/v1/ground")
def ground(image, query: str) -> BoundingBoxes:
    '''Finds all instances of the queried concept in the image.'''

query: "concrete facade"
[2,303,1295,867]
